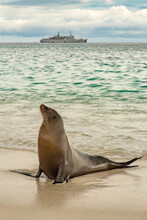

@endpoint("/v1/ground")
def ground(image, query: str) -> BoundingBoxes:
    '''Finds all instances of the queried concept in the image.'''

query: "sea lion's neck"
[38,123,67,148]
[38,124,49,139]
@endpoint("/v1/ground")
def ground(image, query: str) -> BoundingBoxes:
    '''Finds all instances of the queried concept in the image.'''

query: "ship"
[40,32,87,43]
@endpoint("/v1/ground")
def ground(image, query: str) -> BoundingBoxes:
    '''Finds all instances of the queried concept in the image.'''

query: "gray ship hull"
[40,39,87,43]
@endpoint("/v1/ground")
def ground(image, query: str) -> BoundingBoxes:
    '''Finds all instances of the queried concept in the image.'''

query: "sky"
[0,0,147,42]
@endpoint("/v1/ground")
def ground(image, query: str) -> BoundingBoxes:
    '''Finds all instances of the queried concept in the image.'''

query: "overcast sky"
[0,0,147,42]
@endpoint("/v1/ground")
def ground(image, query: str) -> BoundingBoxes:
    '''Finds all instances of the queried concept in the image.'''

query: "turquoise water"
[0,43,147,158]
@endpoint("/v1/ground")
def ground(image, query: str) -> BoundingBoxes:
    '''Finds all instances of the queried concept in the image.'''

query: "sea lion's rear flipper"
[11,165,43,178]
[110,156,143,169]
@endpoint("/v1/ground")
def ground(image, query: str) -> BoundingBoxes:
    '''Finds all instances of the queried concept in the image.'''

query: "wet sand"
[0,147,147,220]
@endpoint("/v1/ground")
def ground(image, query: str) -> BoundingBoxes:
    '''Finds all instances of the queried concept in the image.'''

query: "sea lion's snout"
[40,104,57,119]
[39,104,62,129]
[40,104,49,114]
[40,104,48,110]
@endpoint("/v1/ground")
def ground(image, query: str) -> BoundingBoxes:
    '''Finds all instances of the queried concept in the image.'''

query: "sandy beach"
[0,147,147,220]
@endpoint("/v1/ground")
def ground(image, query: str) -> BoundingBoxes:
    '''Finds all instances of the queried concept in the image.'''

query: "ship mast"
[69,31,72,36]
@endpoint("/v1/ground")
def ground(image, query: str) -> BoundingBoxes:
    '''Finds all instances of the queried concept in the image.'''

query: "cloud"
[0,5,147,41]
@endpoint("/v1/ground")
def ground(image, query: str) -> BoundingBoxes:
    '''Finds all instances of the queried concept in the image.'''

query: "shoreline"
[0,145,146,160]
[0,147,147,220]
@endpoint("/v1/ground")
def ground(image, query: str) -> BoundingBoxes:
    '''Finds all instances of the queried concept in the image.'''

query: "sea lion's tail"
[10,170,35,177]
[111,156,143,168]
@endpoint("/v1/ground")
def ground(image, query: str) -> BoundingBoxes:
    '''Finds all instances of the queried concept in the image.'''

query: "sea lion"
[12,104,142,184]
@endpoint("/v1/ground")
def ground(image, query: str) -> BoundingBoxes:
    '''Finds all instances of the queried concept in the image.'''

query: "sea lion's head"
[40,104,64,133]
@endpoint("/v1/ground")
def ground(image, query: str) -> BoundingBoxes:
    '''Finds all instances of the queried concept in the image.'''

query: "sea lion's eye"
[53,116,56,119]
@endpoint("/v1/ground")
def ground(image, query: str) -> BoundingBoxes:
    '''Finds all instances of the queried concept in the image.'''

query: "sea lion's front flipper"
[35,165,43,178]
[53,162,69,184]
[11,170,34,177]
[11,165,43,178]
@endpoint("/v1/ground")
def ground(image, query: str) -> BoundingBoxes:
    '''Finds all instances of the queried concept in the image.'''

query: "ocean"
[0,43,146,158]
